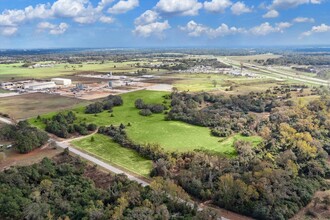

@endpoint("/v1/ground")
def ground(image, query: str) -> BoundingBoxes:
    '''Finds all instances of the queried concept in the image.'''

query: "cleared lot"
[0,93,88,119]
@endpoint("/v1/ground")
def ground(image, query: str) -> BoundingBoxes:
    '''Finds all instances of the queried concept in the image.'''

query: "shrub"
[139,109,152,116]
[135,99,145,109]
[150,104,165,114]
[85,102,104,114]
[87,123,97,131]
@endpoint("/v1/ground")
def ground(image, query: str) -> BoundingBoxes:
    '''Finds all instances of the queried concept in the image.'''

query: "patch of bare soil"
[0,145,62,171]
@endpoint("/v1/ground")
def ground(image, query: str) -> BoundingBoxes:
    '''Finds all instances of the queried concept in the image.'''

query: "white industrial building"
[24,82,57,90]
[51,78,72,86]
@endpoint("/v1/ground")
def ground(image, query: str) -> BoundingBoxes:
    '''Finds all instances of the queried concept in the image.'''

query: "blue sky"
[0,0,329,48]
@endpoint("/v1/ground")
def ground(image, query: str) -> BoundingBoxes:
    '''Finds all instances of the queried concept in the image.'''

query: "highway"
[219,57,329,86]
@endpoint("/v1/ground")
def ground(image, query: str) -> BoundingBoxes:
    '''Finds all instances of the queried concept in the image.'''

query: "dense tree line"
[100,88,330,219]
[166,89,293,137]
[261,55,330,66]
[0,121,48,153]
[160,58,231,71]
[0,153,217,220]
[152,90,330,219]
[85,95,123,114]
[43,111,97,138]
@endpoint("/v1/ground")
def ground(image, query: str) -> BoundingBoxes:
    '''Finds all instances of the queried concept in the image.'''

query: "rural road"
[54,140,150,187]
[0,117,150,186]
[0,107,230,219]
[0,116,14,125]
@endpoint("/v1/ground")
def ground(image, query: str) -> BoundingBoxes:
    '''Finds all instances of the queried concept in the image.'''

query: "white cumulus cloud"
[231,2,253,15]
[108,0,139,14]
[99,16,114,23]
[204,0,232,13]
[180,20,245,38]
[270,0,322,9]
[263,9,279,18]
[250,22,292,35]
[133,20,170,37]
[37,22,69,35]
[293,17,314,23]
[155,0,203,16]
[0,26,18,36]
[134,10,160,25]
[301,23,330,37]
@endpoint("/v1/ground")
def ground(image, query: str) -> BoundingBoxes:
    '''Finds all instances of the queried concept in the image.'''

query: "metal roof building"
[24,82,57,90]
[51,78,72,86]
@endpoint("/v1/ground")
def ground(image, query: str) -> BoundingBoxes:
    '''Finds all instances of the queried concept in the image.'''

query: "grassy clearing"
[72,134,153,177]
[30,90,264,155]
[0,93,89,119]
[218,135,263,150]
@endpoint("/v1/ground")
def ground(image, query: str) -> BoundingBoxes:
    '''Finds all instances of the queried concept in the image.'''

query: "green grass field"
[171,73,281,93]
[0,61,165,81]
[0,88,10,93]
[72,134,153,177]
[30,90,263,155]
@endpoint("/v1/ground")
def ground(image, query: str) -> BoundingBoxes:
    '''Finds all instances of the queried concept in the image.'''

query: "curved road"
[0,116,150,186]
[1,110,232,219]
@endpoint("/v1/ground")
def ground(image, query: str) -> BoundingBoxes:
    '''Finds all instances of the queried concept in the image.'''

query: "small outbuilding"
[51,78,72,86]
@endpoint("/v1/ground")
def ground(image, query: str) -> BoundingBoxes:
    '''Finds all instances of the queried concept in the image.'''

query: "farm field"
[0,93,89,119]
[170,73,282,93]
[72,134,153,177]
[0,61,165,81]
[0,88,10,93]
[31,90,263,155]
[227,54,282,63]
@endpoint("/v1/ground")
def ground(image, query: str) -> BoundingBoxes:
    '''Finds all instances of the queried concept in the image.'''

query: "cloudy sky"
[0,0,329,48]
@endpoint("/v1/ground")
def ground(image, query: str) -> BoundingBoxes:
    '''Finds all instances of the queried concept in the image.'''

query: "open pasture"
[31,90,262,155]
[0,61,165,81]
[170,73,282,93]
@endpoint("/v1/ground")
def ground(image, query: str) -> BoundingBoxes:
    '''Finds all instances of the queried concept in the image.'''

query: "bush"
[85,95,123,114]
[85,102,104,114]
[135,99,145,109]
[74,124,88,135]
[107,95,123,106]
[211,127,232,137]
[87,123,97,131]
[139,109,152,116]
[150,104,165,114]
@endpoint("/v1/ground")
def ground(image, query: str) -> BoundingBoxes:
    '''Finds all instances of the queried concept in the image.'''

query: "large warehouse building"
[51,78,72,86]
[24,82,57,90]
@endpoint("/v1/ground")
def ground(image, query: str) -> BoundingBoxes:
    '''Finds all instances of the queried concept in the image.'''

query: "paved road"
[0,116,149,186]
[219,57,329,86]
[55,140,150,187]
